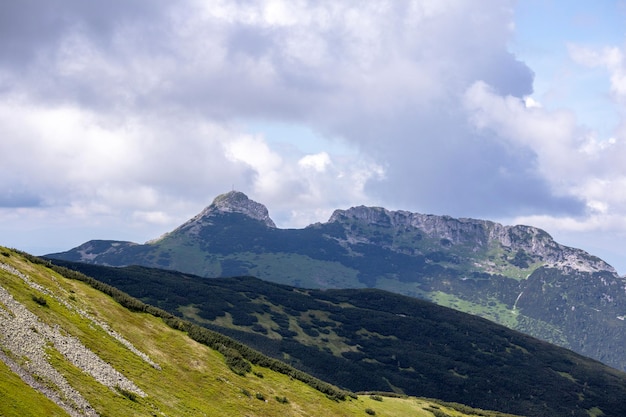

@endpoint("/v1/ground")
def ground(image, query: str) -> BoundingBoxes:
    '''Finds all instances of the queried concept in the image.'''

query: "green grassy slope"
[0,247,516,417]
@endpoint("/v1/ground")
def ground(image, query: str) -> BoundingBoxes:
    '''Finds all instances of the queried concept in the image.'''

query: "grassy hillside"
[46,259,626,417]
[0,247,517,417]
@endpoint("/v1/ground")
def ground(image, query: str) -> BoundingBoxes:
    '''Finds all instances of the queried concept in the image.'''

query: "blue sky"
[2,1,626,273]
[513,0,623,136]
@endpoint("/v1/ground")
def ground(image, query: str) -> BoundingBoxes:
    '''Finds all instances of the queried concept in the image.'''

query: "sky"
[2,1,626,273]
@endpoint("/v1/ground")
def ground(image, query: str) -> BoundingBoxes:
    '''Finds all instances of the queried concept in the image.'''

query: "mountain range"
[47,191,626,372]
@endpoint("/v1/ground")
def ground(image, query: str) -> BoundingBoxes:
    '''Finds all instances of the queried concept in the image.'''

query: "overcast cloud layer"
[2,1,626,272]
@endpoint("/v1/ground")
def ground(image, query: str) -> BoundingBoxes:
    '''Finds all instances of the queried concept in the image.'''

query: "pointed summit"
[205,191,276,228]
[148,191,275,244]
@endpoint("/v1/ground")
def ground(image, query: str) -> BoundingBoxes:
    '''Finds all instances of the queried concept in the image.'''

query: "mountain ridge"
[327,204,614,274]
[54,190,618,275]
[46,191,626,372]
[149,191,277,244]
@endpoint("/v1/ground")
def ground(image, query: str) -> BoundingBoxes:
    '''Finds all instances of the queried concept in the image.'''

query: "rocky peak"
[328,205,616,275]
[150,191,276,243]
[328,206,392,227]
[329,206,497,245]
[180,191,276,231]
[204,191,277,228]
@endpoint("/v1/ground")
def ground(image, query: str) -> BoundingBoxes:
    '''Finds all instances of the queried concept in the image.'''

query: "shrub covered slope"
[48,258,626,417]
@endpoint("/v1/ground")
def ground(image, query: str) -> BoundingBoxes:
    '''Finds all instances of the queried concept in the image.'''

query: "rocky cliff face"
[209,191,277,228]
[185,191,276,230]
[329,206,615,275]
[153,191,276,242]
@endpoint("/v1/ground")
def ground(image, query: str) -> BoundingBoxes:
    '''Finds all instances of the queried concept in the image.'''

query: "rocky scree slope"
[0,263,149,417]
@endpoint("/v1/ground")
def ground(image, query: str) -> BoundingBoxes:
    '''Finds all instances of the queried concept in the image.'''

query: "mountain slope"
[1,247,511,417]
[47,191,626,371]
[47,259,626,417]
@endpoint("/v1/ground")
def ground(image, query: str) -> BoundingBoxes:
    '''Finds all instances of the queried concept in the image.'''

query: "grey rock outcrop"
[152,191,276,243]
[0,262,151,416]
[329,205,615,275]
[209,191,276,228]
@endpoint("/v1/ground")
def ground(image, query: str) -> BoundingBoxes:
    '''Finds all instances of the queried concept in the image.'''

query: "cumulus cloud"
[0,0,625,271]
[569,43,626,100]
[465,60,626,258]
[298,152,331,173]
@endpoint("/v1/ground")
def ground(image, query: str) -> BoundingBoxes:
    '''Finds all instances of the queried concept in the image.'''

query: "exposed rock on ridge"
[44,191,626,373]
[0,262,147,416]
[152,191,276,243]
[329,205,615,274]
[209,191,277,228]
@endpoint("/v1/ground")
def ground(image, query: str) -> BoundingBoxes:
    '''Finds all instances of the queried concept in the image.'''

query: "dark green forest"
[47,258,626,417]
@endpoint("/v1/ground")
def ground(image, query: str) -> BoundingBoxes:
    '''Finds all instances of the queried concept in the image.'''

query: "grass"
[427,291,520,328]
[0,359,68,417]
[158,241,363,289]
[243,252,363,288]
[156,241,224,277]
[180,300,360,357]
[292,309,356,355]
[480,243,544,280]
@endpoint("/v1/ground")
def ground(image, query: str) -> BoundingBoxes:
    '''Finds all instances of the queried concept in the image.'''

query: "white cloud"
[0,1,537,223]
[225,135,283,174]
[223,134,385,226]
[465,78,626,261]
[1,0,626,273]
[132,210,172,225]
[464,81,583,181]
[523,96,542,108]
[0,96,247,211]
[569,43,626,101]
[298,152,331,172]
